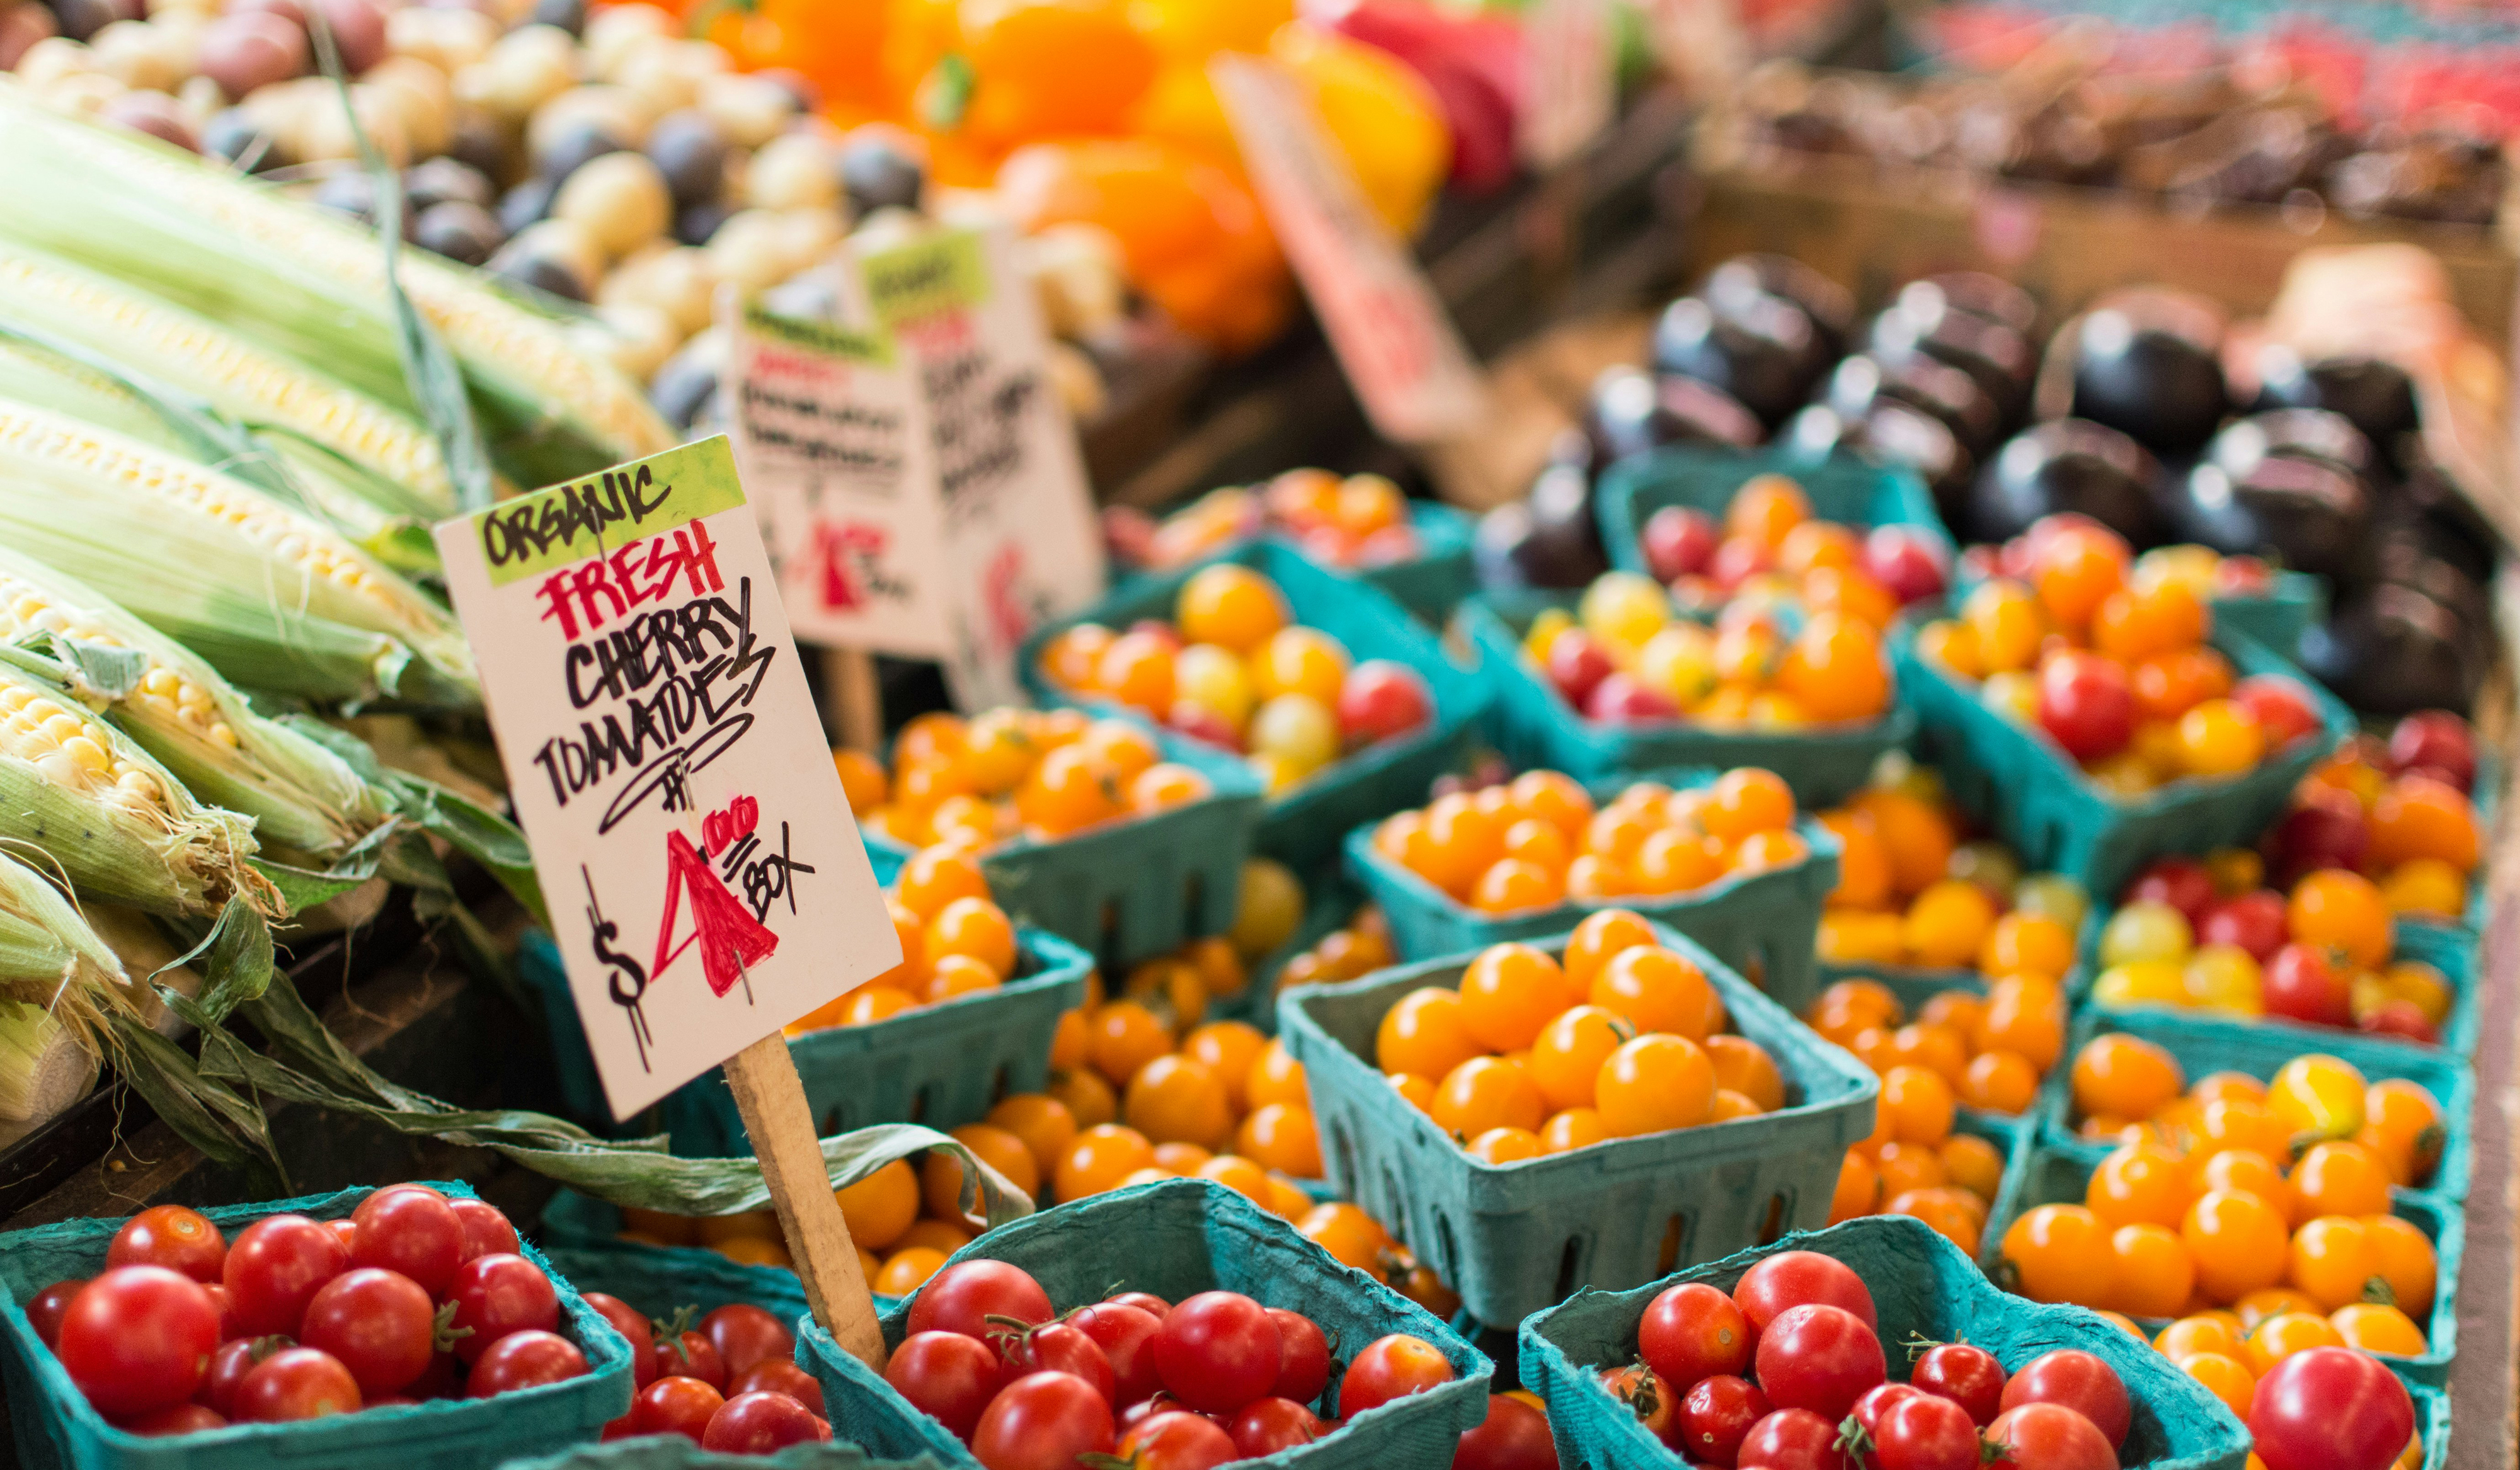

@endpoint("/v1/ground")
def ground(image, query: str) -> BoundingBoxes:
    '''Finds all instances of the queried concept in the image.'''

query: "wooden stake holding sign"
[432,436,896,1367]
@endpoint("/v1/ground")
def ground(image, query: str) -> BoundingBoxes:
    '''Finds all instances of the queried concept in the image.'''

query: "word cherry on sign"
[703,796,761,855]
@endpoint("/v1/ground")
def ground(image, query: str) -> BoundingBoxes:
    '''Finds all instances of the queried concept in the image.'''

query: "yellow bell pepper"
[1266,22,1451,238]
[1129,0,1292,60]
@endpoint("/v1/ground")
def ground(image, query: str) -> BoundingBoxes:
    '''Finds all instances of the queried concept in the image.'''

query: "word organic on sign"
[728,297,949,659]
[845,224,1106,709]
[435,436,897,1118]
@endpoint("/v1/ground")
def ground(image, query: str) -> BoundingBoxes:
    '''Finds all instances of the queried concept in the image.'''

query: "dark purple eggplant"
[1702,254,1854,357]
[1584,367,1762,464]
[2067,302,2230,458]
[1898,272,2040,338]
[1475,460,1608,591]
[1868,297,2035,421]
[2252,348,2421,474]
[1651,292,1828,430]
[1822,352,2002,457]
[2174,412,2373,576]
[2299,583,2483,715]
[1967,419,2162,544]
[1791,402,1974,520]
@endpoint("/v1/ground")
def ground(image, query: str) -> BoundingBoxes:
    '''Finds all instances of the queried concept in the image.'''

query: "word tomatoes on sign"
[435,435,898,1121]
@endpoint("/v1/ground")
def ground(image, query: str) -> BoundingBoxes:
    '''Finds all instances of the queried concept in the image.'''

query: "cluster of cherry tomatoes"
[2093,858,2453,1042]
[1269,903,1398,997]
[1961,525,2281,609]
[839,710,1217,850]
[1814,777,2091,972]
[1915,517,2325,794]
[790,845,1029,1031]
[1037,565,1437,796]
[585,1297,831,1453]
[1376,912,1794,1163]
[2067,1037,2445,1190]
[30,1190,575,1437]
[1106,469,1431,573]
[1373,766,1811,916]
[1806,961,2066,1118]
[1598,1248,2133,1469]
[2270,710,2485,921]
[878,1257,1457,1467]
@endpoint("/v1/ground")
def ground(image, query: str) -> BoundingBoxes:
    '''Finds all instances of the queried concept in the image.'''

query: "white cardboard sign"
[1521,0,1615,168]
[1210,53,1488,447]
[726,297,949,660]
[843,223,1108,710]
[432,436,900,1119]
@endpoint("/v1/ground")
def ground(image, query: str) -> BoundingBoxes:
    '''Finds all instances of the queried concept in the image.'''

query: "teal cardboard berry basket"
[2033,1006,2477,1203]
[0,1184,633,1470]
[1892,615,2353,900]
[1112,501,1479,627]
[1981,1137,2463,1386]
[2209,570,2326,660]
[1593,445,1951,576]
[1458,595,1916,806]
[1278,921,1879,1328]
[859,715,1263,974]
[796,1178,1491,1470]
[501,1440,950,1470]
[1519,1214,2252,1470]
[1341,768,1841,1013]
[1019,542,1488,875]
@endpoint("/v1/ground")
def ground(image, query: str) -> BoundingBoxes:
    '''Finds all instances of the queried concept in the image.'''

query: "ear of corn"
[0,659,266,918]
[0,399,480,709]
[0,246,459,515]
[0,545,387,858]
[0,85,675,486]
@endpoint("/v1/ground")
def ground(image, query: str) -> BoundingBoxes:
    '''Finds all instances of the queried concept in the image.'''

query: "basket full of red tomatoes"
[0,1183,631,1470]
[1519,1214,2255,1469]
[796,1177,1489,1469]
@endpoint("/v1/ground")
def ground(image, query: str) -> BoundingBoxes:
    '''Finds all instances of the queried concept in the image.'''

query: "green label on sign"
[862,229,990,328]
[469,435,749,586]
[743,302,894,364]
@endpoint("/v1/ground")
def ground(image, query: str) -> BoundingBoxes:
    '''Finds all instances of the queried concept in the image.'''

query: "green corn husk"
[0,850,127,1135]
[0,83,674,486]
[0,1000,99,1141]
[0,656,269,918]
[0,545,389,858]
[0,248,461,516]
[0,397,480,709]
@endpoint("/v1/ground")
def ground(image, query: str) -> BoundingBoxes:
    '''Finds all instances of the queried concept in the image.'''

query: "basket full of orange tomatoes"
[1344,766,1841,1012]
[1463,460,1934,805]
[1278,913,1879,1326]
[1023,542,1486,873]
[1896,514,2352,896]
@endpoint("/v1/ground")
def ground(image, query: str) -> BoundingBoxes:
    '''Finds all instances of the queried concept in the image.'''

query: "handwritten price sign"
[435,436,898,1119]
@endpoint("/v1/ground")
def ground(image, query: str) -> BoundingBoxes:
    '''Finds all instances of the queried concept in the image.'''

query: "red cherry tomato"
[2197,891,2287,960]
[467,1330,588,1397]
[580,1292,660,1388]
[445,1253,558,1365]
[204,1284,234,1339]
[201,1337,280,1416]
[1876,1390,1984,1470]
[56,1267,220,1418]
[1338,1333,1456,1419]
[665,1330,726,1390]
[118,1402,227,1436]
[728,1359,824,1415]
[971,1370,1117,1470]
[2235,677,2320,751]
[992,1318,1118,1406]
[1108,1291,1171,1316]
[107,1206,227,1285]
[1732,1251,1879,1333]
[1738,1406,1852,1469]
[2264,943,2352,1029]
[222,1215,348,1340]
[2037,651,2134,761]
[234,1347,361,1422]
[1118,1409,1240,1470]
[1984,1401,2117,1470]
[701,1303,795,1379]
[907,1260,1054,1341]
[1753,1304,1885,1422]
[1913,1342,2007,1426]
[886,1330,1002,1439]
[1452,1392,1554,1470]
[1678,1374,1771,1464]
[1336,661,1434,746]
[324,1220,359,1255]
[2121,858,2216,923]
[298,1268,435,1395]
[1230,1396,1328,1457]
[1152,1291,1281,1413]
[350,1187,464,1299]
[1598,1363,1674,1442]
[1068,1301,1164,1405]
[1853,1382,1923,1436]
[701,1390,828,1452]
[447,1199,519,1264]
[631,1375,726,1442]
[1998,1350,2129,1449]
[1641,1280,1756,1388]
[2248,1347,2413,1470]
[25,1278,83,1348]
[1266,1308,1330,1404]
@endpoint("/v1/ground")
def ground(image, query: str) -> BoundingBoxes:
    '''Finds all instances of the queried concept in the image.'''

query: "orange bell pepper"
[683,0,888,111]
[997,138,1291,356]
[948,0,1158,150]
